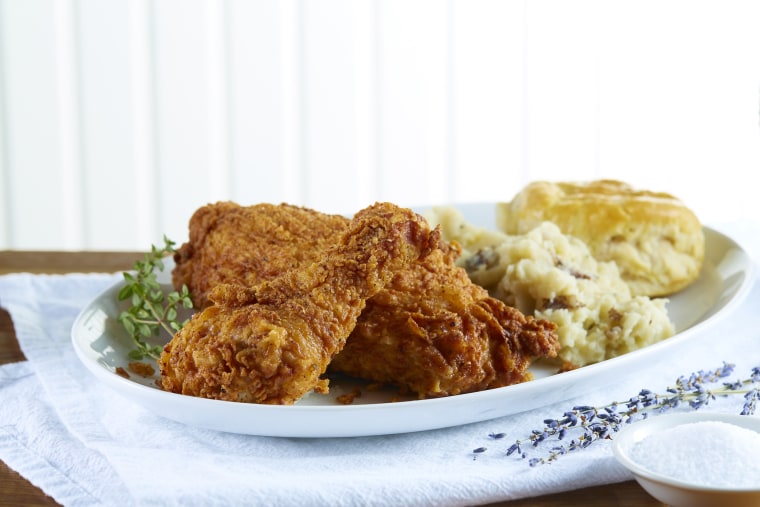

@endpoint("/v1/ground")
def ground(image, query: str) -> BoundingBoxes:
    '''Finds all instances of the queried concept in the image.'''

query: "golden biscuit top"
[499,179,701,238]
[497,179,705,297]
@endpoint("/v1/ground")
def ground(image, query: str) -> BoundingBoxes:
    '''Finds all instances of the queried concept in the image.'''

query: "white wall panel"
[375,0,451,208]
[300,0,373,214]
[599,1,715,191]
[0,0,759,250]
[127,0,160,248]
[596,1,760,223]
[54,0,85,247]
[226,0,301,206]
[522,0,602,183]
[78,0,142,249]
[0,2,9,246]
[1,0,73,248]
[449,0,526,203]
[152,0,226,243]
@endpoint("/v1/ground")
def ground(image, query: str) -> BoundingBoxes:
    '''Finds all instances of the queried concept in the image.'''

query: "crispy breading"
[170,201,559,400]
[172,201,349,309]
[330,242,558,397]
[159,202,439,404]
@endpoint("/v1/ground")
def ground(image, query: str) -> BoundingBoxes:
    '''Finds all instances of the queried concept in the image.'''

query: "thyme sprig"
[473,362,760,466]
[117,236,194,361]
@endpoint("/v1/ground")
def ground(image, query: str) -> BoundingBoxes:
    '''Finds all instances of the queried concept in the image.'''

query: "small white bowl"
[612,412,760,507]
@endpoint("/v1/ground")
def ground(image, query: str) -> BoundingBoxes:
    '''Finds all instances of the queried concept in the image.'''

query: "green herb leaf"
[128,349,146,361]
[117,237,195,361]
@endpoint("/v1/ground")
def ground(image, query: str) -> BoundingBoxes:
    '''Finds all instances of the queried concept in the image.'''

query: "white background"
[0,0,759,251]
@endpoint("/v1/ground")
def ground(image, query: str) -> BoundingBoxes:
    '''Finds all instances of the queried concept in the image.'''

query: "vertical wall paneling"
[228,0,278,205]
[2,0,70,248]
[0,0,9,245]
[54,0,84,248]
[522,0,602,183]
[1,2,760,250]
[596,1,760,222]
[375,0,450,208]
[127,0,158,248]
[444,0,456,204]
[79,0,143,249]
[279,0,304,206]
[348,0,375,211]
[449,0,526,203]
[597,1,696,191]
[152,0,219,243]
[424,2,451,205]
[226,0,302,207]
[300,0,371,214]
[204,0,231,204]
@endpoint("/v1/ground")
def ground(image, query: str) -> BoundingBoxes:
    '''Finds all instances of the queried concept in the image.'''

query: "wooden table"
[0,251,664,507]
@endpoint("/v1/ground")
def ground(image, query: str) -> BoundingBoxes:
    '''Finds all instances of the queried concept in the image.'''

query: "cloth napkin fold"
[1,221,759,506]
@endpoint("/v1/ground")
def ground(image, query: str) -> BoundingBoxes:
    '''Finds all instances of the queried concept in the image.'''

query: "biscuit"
[496,180,704,296]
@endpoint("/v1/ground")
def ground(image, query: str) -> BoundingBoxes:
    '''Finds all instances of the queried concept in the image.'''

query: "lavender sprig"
[740,367,760,415]
[473,362,760,466]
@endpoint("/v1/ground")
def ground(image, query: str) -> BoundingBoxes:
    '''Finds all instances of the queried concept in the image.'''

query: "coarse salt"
[630,420,760,488]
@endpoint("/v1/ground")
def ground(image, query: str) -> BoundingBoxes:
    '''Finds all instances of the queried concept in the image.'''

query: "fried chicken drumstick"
[170,201,559,399]
[159,202,439,404]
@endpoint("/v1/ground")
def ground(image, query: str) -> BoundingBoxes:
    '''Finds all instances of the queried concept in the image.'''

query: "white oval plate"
[71,204,755,437]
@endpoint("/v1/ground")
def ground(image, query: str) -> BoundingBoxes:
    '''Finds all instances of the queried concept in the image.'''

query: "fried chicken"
[329,241,559,397]
[159,202,439,404]
[171,201,560,399]
[172,201,349,308]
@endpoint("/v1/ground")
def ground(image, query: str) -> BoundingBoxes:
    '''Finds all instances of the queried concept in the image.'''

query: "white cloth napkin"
[1,220,759,507]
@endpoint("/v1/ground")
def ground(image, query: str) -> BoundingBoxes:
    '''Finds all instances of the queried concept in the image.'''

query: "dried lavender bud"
[741,387,760,415]
[505,442,522,457]
[472,362,760,466]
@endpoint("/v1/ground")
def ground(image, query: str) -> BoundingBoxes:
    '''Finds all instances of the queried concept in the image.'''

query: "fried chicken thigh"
[170,201,559,400]
[159,202,439,404]
[172,201,349,308]
[330,242,559,397]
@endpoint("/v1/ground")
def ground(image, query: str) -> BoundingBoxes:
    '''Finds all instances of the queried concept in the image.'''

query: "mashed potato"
[425,206,675,367]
